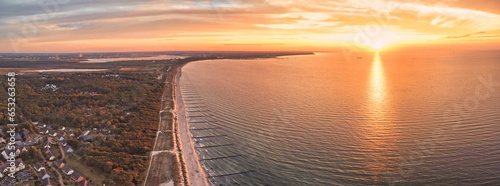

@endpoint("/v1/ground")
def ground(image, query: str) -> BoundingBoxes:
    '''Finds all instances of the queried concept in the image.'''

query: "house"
[83,135,93,142]
[25,137,41,146]
[43,147,51,154]
[0,163,10,178]
[0,138,5,144]
[61,140,68,147]
[46,151,55,161]
[13,159,25,172]
[32,121,39,125]
[1,148,20,160]
[20,128,30,142]
[48,130,57,137]
[55,134,64,141]
[0,159,25,178]
[40,128,49,134]
[54,160,65,169]
[71,172,84,182]
[65,128,72,133]
[79,179,89,186]
[64,146,74,153]
[77,130,90,139]
[62,166,74,175]
[46,124,53,130]
[15,141,28,152]
[1,177,16,186]
[37,122,47,128]
[34,162,45,172]
[14,133,22,141]
[58,126,66,131]
[16,170,33,182]
[68,131,75,137]
[105,135,116,141]
[38,169,50,179]
[42,178,53,186]
[44,141,52,149]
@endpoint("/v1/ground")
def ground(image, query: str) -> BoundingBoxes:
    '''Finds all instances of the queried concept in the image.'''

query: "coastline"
[173,64,210,186]
[145,53,312,185]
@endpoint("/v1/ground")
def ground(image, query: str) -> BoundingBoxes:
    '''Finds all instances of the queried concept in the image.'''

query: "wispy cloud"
[0,0,499,52]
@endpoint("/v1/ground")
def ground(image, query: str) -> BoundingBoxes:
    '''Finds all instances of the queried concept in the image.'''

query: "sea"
[180,50,500,185]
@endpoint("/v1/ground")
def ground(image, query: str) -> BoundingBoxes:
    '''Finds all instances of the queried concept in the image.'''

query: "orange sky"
[0,0,499,52]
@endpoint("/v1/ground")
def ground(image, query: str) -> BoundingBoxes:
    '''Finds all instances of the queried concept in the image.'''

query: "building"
[40,128,49,134]
[55,135,64,141]
[62,166,74,175]
[64,146,74,153]
[14,133,21,141]
[48,130,57,137]
[37,123,47,128]
[83,135,94,142]
[77,130,90,139]
[79,179,89,186]
[20,129,30,142]
[25,137,41,146]
[54,160,65,169]
[16,170,33,182]
[34,162,45,172]
[71,172,84,182]
[38,169,50,179]
[15,141,28,152]
[0,159,25,178]
[42,178,52,186]
[1,148,20,160]
[61,140,68,147]
[13,159,25,172]
[43,147,51,154]
[44,141,52,149]
[1,177,16,186]
[46,151,55,161]
[58,126,66,131]
[0,163,10,178]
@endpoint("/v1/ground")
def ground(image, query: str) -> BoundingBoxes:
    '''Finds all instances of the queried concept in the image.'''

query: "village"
[0,121,106,186]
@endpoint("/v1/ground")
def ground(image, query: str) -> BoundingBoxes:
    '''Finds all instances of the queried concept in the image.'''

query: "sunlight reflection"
[370,52,385,108]
[363,52,393,182]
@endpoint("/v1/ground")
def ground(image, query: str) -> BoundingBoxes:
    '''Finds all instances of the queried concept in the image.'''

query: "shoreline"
[145,53,312,185]
[173,64,210,186]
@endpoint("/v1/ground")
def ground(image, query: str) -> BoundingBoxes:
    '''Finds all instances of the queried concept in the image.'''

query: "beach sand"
[145,63,208,186]
[174,66,210,186]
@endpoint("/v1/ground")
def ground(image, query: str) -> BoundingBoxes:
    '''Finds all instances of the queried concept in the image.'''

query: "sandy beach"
[144,62,208,186]
[174,65,210,186]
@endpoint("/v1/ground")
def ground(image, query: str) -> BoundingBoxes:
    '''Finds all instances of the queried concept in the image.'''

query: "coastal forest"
[1,72,163,185]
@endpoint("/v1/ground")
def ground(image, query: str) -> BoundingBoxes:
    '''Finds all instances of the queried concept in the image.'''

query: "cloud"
[444,30,500,40]
[0,0,499,52]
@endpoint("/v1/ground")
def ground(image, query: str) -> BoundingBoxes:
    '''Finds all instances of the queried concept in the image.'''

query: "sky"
[0,0,499,53]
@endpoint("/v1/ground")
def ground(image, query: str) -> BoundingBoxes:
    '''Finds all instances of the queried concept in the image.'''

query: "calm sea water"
[180,50,500,185]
